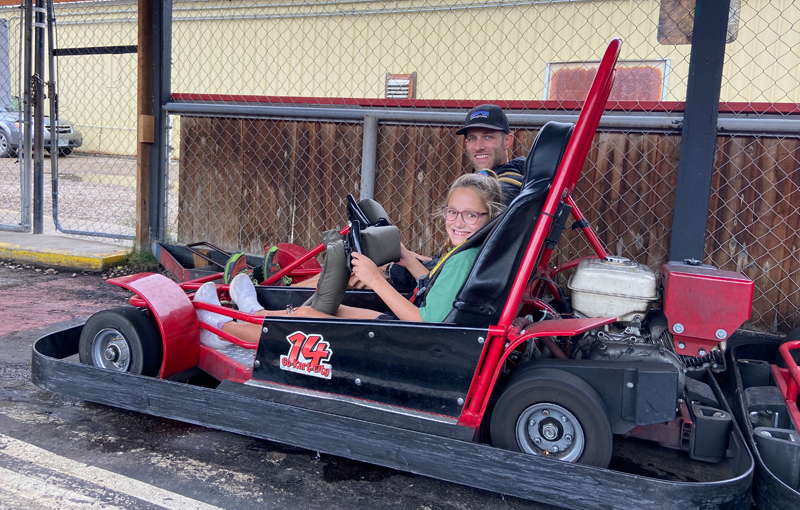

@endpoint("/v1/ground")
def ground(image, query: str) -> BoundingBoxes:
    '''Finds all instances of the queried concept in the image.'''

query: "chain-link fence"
[712,0,800,332]
[0,1,138,240]
[0,1,798,332]
[0,14,24,231]
[169,0,693,248]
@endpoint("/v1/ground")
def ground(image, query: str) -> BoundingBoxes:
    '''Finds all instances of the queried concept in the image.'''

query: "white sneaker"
[194,282,232,349]
[230,273,264,315]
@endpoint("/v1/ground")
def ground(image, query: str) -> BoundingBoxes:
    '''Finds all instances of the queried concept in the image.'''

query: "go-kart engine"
[573,313,725,377]
[566,256,726,372]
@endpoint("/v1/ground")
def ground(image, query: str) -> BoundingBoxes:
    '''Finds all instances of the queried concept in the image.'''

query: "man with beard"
[457,104,524,206]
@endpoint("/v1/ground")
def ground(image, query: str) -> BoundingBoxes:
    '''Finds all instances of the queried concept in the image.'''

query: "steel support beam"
[32,0,44,233]
[360,114,378,200]
[149,0,171,243]
[669,0,731,261]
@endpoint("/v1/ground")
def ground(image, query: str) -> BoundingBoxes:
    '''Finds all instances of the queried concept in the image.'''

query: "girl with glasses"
[193,171,506,346]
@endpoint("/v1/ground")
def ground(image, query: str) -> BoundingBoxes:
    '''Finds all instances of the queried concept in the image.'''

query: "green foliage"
[121,247,160,272]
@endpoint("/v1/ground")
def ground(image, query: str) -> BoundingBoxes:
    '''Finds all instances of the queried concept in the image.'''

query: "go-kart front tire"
[78,307,163,376]
[490,367,613,468]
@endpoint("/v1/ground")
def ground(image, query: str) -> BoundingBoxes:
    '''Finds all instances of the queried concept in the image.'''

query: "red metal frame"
[198,344,253,382]
[172,93,800,116]
[261,225,351,286]
[563,196,607,258]
[458,318,617,427]
[457,38,621,427]
[774,340,800,429]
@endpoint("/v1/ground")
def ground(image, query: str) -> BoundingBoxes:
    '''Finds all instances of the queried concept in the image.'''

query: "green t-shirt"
[419,247,480,323]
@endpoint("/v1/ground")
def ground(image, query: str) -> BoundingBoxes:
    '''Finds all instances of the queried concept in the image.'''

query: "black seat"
[443,121,575,326]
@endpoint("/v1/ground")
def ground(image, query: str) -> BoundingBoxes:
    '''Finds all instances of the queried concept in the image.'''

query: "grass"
[121,247,160,272]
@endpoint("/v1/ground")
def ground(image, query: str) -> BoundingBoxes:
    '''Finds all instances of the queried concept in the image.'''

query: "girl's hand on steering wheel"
[399,244,415,267]
[350,252,382,289]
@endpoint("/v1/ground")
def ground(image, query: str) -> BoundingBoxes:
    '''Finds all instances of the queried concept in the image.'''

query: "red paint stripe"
[171,93,800,115]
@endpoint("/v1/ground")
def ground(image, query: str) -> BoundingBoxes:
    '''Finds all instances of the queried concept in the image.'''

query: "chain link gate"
[0,1,138,241]
[49,1,138,240]
[0,12,24,231]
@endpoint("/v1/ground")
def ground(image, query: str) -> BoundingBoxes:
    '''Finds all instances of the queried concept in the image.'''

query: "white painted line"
[0,465,128,509]
[0,433,224,510]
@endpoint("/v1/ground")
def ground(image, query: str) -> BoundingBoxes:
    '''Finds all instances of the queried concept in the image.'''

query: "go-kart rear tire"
[490,367,613,468]
[78,307,163,376]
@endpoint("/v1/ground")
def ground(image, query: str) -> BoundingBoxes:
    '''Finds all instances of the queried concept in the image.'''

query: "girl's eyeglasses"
[441,207,489,225]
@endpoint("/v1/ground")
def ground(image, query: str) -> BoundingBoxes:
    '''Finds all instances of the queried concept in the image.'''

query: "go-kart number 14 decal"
[280,331,333,379]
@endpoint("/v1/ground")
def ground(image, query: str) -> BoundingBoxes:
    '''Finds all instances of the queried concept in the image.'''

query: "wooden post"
[136,0,153,251]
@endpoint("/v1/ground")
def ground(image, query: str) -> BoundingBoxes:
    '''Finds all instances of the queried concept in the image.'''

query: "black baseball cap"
[455,104,510,135]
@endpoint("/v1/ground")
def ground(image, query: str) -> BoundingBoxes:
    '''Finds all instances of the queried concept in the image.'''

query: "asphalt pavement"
[0,236,559,510]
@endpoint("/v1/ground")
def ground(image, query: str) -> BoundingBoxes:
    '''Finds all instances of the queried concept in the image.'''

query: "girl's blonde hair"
[440,169,506,252]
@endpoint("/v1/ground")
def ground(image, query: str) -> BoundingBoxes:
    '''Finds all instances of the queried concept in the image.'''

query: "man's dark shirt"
[492,156,525,206]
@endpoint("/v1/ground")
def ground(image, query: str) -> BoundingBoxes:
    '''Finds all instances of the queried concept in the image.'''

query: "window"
[385,72,417,99]
[544,60,670,102]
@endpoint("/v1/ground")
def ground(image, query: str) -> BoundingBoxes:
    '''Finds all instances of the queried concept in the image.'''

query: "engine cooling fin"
[654,330,725,372]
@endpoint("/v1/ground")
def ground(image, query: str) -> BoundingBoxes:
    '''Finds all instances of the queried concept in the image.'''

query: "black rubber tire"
[0,132,11,158]
[59,147,73,157]
[490,367,613,468]
[78,307,163,376]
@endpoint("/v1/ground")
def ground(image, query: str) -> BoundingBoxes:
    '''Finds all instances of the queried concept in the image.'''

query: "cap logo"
[470,111,490,120]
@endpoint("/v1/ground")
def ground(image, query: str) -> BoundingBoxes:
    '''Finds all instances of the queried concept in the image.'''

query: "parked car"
[0,105,83,157]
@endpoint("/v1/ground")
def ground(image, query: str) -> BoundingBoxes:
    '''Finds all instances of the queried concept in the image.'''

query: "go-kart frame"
[32,39,760,508]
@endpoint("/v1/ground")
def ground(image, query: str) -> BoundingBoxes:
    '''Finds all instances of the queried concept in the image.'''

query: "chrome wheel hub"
[91,328,131,371]
[517,403,585,462]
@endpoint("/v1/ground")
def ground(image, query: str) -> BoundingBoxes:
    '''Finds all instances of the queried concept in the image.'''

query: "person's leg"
[290,273,319,288]
[229,269,380,320]
[254,309,291,317]
[219,321,262,344]
[334,304,382,320]
[194,282,234,349]
[268,304,379,320]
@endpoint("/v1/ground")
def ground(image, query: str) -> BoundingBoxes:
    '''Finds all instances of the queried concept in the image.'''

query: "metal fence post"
[20,1,32,232]
[360,114,378,200]
[32,0,44,234]
[669,0,731,261]
[151,0,172,243]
